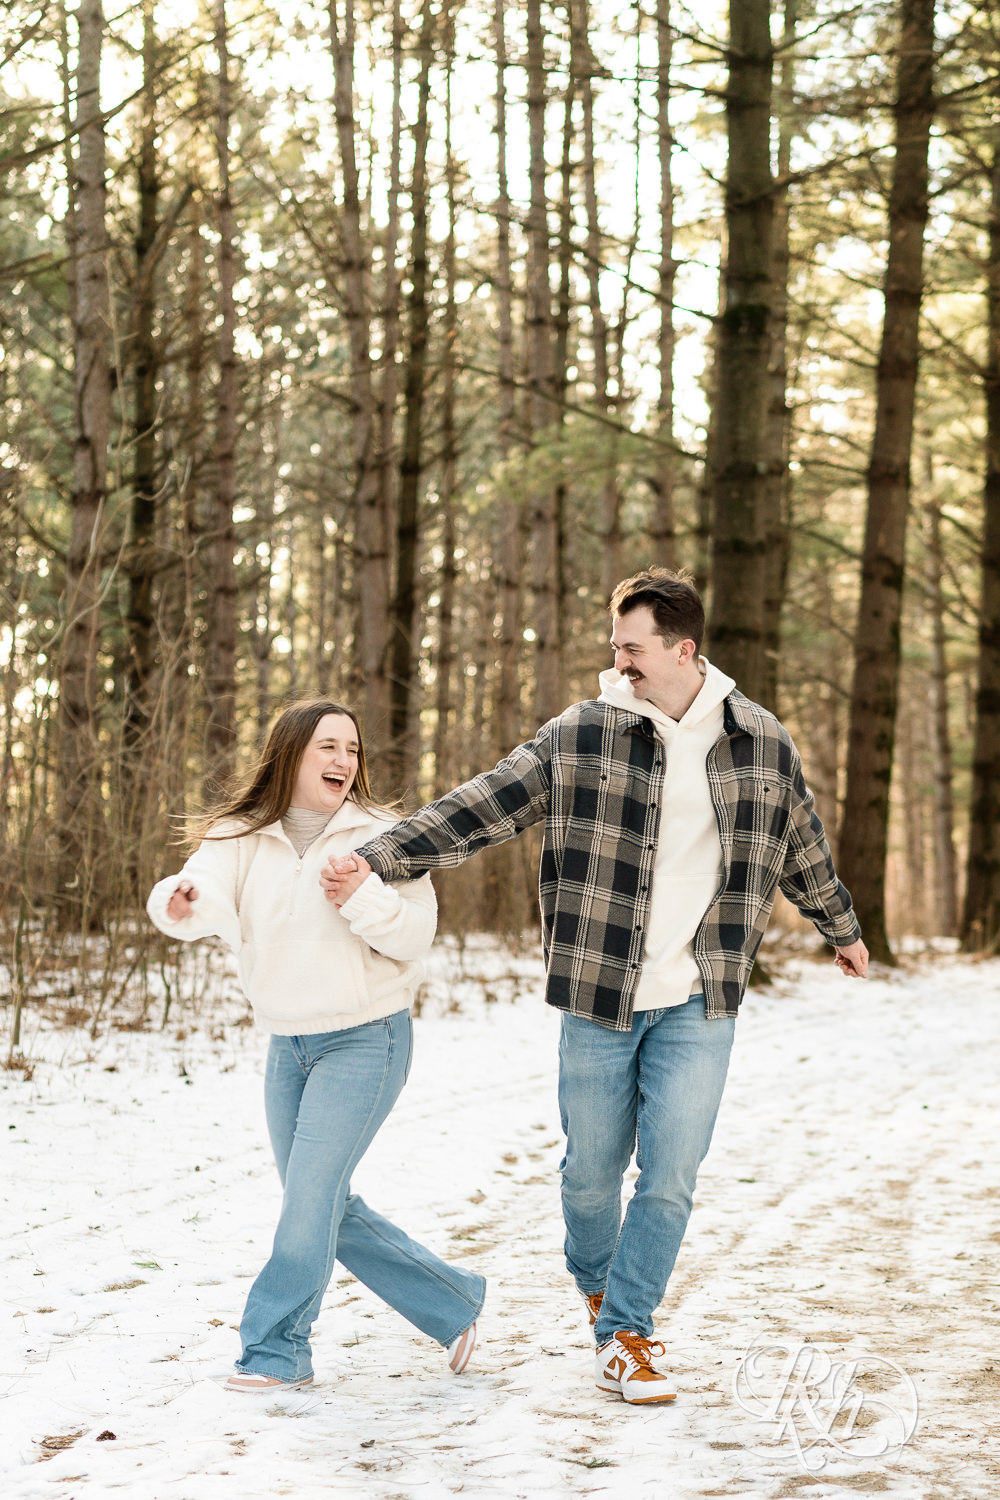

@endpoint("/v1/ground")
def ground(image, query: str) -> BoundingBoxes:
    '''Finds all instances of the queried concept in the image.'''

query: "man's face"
[609,606,697,712]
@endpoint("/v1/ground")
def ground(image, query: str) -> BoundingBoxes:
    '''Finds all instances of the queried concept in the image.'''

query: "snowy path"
[2,948,999,1499]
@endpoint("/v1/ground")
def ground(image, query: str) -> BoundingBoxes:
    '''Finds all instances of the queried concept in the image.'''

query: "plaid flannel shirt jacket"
[359,690,861,1031]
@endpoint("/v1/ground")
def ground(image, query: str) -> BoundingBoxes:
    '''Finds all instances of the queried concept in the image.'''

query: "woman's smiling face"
[290,713,360,814]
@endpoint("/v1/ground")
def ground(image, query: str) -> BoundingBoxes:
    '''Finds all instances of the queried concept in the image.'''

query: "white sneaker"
[595,1331,676,1404]
[447,1321,476,1373]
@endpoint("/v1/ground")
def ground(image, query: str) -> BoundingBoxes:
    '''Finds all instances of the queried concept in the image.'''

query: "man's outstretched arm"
[321,728,555,903]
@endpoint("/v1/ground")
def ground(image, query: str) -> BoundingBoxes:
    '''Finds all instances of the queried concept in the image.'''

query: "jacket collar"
[256,799,379,842]
[722,689,774,738]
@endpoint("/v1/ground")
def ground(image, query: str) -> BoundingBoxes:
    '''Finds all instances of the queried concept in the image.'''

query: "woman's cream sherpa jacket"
[147,801,436,1034]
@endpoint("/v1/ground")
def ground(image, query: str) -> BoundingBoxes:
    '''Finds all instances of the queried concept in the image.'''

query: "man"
[321,568,868,1405]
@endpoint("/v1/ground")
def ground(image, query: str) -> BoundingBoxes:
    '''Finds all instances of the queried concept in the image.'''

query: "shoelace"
[617,1332,666,1369]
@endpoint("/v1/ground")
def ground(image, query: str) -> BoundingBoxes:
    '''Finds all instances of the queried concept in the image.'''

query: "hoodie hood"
[598,657,735,733]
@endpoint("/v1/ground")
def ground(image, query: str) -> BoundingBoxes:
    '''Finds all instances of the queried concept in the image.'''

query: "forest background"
[4,0,1000,1049]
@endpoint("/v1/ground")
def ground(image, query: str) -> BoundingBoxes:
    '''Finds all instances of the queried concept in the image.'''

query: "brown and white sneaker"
[582,1290,604,1327]
[225,1371,314,1394]
[595,1330,677,1404]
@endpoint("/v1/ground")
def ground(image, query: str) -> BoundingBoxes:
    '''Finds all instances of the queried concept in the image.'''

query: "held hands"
[320,853,373,907]
[833,938,869,979]
[166,880,199,921]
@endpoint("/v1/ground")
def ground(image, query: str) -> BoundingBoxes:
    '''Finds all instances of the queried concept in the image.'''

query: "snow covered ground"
[2,940,999,1499]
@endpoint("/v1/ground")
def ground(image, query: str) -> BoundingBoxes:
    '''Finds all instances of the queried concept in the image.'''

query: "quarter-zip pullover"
[147,801,436,1034]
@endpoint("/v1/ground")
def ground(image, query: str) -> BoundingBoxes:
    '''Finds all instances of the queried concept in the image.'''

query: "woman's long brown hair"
[187,699,390,844]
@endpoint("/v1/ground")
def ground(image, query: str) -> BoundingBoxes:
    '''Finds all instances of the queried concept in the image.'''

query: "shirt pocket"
[732,780,790,851]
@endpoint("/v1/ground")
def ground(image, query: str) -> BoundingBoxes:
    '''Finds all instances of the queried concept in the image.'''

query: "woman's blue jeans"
[558,995,736,1346]
[236,1010,485,1383]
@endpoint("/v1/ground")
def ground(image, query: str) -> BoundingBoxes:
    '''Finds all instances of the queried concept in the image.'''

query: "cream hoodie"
[146,801,436,1035]
[598,658,735,1009]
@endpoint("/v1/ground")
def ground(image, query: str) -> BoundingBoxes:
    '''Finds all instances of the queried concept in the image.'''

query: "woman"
[147,698,484,1392]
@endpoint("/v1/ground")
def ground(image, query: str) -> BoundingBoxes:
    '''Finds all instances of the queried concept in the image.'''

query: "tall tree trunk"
[650,0,677,569]
[0,493,19,845]
[525,0,561,724]
[375,0,403,727]
[173,187,205,748]
[203,0,239,789]
[57,0,110,914]
[707,0,774,697]
[283,514,300,699]
[328,0,388,739]
[123,0,161,773]
[388,0,433,791]
[493,0,524,754]
[253,521,275,736]
[433,494,458,801]
[897,690,928,933]
[838,0,936,963]
[549,10,575,654]
[925,494,957,936]
[759,0,797,714]
[58,0,77,330]
[963,124,1000,952]
[434,5,458,799]
[484,0,537,934]
[310,493,331,691]
[155,187,205,825]
[607,5,642,597]
[578,2,618,601]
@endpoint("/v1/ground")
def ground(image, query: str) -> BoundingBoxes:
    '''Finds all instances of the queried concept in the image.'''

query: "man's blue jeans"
[558,995,735,1346]
[236,1011,485,1383]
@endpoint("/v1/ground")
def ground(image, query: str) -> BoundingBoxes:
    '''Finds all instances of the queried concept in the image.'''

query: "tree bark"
[962,122,1000,950]
[375,0,403,729]
[577,2,619,602]
[57,0,111,913]
[202,0,239,790]
[650,0,677,569]
[925,495,957,936]
[707,0,774,697]
[388,0,434,791]
[608,9,642,599]
[434,5,458,800]
[123,0,161,770]
[58,0,77,330]
[548,7,575,655]
[807,571,842,849]
[525,0,561,725]
[897,688,928,933]
[328,0,389,740]
[838,0,936,963]
[493,0,524,754]
[758,0,797,715]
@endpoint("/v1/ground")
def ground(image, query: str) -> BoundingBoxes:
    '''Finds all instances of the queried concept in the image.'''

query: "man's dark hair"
[608,567,705,652]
